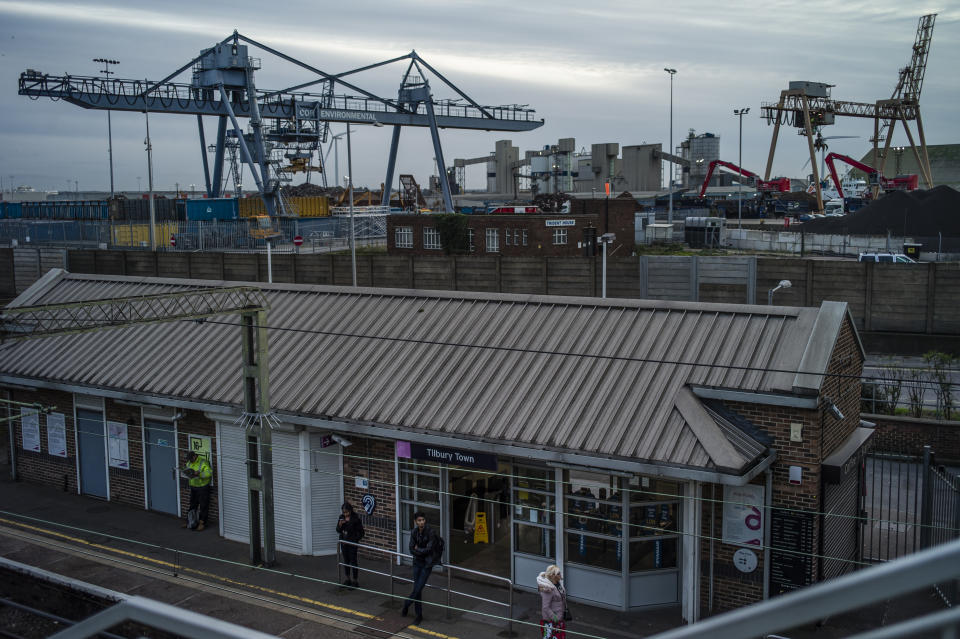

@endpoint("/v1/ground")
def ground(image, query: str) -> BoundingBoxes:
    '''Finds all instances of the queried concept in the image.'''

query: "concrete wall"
[3,248,959,341]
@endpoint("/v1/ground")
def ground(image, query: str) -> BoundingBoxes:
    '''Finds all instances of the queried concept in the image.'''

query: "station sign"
[545,219,575,227]
[396,441,497,470]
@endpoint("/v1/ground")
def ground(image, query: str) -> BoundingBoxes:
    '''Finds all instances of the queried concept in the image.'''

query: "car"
[857,252,916,263]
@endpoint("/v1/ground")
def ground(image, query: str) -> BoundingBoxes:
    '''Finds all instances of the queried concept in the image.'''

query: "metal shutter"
[311,432,342,555]
[821,463,861,580]
[271,430,305,554]
[217,422,253,543]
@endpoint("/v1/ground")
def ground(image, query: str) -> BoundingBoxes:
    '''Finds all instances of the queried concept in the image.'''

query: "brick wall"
[8,388,78,493]
[5,387,218,525]
[865,413,960,460]
[341,437,397,555]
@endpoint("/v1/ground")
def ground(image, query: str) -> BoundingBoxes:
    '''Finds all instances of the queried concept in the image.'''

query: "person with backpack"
[182,451,212,531]
[336,501,365,587]
[401,511,442,625]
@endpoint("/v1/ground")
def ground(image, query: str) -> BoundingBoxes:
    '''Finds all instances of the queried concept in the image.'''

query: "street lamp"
[664,68,677,225]
[600,233,616,298]
[768,279,792,305]
[734,107,750,228]
[345,121,383,287]
[93,58,119,197]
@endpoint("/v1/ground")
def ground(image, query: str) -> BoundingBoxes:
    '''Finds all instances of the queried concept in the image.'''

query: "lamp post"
[768,279,792,305]
[600,233,616,298]
[664,68,677,225]
[734,107,750,228]
[346,123,356,286]
[93,58,119,197]
[144,108,156,251]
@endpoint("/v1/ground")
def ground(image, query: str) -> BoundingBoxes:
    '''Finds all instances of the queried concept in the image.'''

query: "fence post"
[508,581,514,635]
[446,566,452,620]
[953,474,960,604]
[920,445,934,550]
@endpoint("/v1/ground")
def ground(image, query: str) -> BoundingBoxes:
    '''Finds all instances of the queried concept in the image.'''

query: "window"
[424,227,442,250]
[552,228,568,245]
[522,229,528,246]
[514,230,521,246]
[628,476,681,572]
[514,465,555,557]
[504,228,512,246]
[399,459,441,532]
[468,228,475,252]
[565,469,623,571]
[486,228,499,253]
[395,226,413,248]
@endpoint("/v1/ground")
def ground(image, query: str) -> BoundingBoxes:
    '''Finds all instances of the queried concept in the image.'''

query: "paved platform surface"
[0,472,946,638]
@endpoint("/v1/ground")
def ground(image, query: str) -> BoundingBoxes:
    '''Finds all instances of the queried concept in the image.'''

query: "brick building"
[1,271,869,622]
[387,198,637,257]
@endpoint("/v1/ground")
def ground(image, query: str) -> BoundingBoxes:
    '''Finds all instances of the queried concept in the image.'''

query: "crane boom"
[823,152,919,199]
[699,160,790,198]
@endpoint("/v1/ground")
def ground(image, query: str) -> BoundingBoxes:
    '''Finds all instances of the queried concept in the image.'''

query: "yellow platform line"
[0,516,373,619]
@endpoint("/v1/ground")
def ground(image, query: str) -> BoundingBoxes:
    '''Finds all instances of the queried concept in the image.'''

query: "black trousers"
[404,561,434,616]
[341,542,359,579]
[188,484,211,523]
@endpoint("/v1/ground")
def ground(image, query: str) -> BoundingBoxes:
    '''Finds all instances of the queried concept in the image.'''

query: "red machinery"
[698,160,791,198]
[824,152,919,198]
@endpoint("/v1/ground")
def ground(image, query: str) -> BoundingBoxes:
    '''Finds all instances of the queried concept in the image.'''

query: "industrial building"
[4,270,870,619]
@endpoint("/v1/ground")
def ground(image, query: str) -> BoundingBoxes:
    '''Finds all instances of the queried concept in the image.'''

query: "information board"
[107,421,130,469]
[21,409,41,452]
[722,484,764,546]
[769,509,815,595]
[46,412,67,457]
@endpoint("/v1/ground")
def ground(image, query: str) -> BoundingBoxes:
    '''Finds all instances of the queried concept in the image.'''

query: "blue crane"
[19,31,543,215]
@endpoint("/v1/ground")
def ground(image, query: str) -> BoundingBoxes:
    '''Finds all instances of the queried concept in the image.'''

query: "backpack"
[187,508,199,530]
[432,532,445,565]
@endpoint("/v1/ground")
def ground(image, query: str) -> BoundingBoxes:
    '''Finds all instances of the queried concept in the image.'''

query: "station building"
[1,271,871,620]
[387,199,637,257]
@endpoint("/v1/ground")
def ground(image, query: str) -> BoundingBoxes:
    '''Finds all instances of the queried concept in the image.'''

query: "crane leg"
[801,96,823,214]
[763,91,786,181]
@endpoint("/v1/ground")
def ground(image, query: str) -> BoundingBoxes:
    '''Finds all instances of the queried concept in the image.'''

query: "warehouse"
[0,271,869,619]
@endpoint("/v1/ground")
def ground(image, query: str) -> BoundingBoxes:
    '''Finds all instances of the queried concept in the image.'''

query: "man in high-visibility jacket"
[184,451,212,531]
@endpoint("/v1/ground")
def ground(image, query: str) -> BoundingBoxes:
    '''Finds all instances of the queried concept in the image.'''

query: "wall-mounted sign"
[20,409,41,453]
[722,484,764,547]
[355,476,369,489]
[396,441,497,470]
[107,421,130,469]
[46,412,67,458]
[188,435,212,462]
[545,219,576,227]
[733,548,758,573]
[361,493,377,515]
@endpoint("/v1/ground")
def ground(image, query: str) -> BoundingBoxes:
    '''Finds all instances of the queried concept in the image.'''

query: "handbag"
[564,606,572,622]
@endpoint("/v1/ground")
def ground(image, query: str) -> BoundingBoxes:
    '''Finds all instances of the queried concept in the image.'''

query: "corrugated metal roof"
[0,271,850,476]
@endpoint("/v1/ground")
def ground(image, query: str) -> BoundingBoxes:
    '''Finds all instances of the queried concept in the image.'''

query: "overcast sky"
[0,1,956,194]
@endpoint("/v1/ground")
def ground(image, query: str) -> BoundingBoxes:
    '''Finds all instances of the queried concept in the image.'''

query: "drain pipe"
[764,466,773,600]
[709,483,716,613]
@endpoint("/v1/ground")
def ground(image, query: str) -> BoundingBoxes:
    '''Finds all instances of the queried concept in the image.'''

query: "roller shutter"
[821,460,861,579]
[311,432,342,555]
[217,424,305,554]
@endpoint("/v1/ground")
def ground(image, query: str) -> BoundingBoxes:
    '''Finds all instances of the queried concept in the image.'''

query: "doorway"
[76,407,108,498]
[447,461,511,578]
[144,419,178,515]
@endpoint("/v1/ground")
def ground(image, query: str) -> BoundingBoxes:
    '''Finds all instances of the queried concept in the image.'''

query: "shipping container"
[238,196,267,218]
[111,222,180,247]
[186,198,238,221]
[290,195,330,217]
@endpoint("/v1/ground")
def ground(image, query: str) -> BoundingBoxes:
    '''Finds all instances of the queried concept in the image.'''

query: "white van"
[857,252,916,263]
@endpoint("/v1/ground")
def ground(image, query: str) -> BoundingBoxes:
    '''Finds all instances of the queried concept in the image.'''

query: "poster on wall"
[107,421,130,469]
[46,412,67,458]
[722,484,764,547]
[20,409,41,452]
[188,435,212,463]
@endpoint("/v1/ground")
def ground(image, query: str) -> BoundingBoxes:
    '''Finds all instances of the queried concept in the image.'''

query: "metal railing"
[647,538,960,639]
[336,539,514,633]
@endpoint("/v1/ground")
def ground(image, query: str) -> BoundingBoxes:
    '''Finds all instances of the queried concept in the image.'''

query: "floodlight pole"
[665,68,677,226]
[735,107,750,228]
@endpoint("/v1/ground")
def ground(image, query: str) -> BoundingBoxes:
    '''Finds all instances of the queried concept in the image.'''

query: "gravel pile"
[801,186,960,236]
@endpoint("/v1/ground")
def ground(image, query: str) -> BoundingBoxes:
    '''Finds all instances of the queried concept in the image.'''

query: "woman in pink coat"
[537,564,567,638]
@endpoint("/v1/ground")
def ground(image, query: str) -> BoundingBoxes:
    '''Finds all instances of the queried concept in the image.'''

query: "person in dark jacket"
[401,511,435,624]
[336,502,365,587]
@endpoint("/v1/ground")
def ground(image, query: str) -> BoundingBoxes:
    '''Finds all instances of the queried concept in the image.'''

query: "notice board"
[770,509,815,595]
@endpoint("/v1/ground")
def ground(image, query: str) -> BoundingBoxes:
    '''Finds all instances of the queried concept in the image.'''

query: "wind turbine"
[804,133,860,182]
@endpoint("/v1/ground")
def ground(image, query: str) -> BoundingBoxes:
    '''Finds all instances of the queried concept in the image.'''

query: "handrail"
[336,539,514,633]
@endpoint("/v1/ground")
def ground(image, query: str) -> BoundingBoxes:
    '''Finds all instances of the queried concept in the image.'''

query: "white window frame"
[468,228,475,252]
[423,227,442,250]
[552,228,568,245]
[486,228,499,253]
[395,226,413,248]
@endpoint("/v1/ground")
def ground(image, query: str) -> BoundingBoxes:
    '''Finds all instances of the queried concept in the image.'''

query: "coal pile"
[283,183,340,197]
[801,186,960,237]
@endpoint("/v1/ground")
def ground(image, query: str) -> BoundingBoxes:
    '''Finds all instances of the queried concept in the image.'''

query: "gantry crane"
[19,31,543,217]
[760,14,936,212]
[1,286,280,568]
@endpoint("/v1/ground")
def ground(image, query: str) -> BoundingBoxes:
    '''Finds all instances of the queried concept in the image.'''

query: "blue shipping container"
[186,198,238,221]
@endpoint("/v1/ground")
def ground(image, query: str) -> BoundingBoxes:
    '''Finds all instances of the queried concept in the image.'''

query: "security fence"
[0,215,386,253]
